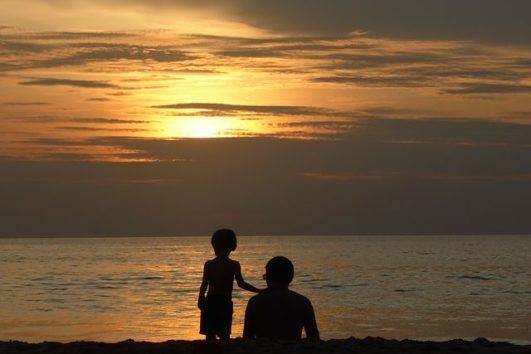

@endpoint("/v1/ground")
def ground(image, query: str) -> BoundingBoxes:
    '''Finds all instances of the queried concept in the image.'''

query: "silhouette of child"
[198,229,261,341]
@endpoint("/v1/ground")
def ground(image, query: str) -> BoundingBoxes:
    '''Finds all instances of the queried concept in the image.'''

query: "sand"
[1,337,530,354]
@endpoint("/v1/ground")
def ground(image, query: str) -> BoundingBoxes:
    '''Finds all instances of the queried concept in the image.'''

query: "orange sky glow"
[1,7,530,161]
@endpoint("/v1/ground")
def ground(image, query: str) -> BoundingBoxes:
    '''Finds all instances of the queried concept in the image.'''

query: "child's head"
[264,256,294,286]
[211,229,237,256]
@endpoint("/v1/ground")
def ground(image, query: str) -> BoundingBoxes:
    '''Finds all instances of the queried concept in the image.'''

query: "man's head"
[264,256,294,286]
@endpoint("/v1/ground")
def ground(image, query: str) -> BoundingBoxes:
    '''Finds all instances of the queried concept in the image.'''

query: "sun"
[180,117,224,138]
[162,116,235,138]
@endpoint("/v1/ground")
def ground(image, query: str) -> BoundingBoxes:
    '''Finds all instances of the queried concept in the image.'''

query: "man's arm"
[235,262,261,293]
[303,300,320,339]
[197,262,209,309]
[243,297,257,339]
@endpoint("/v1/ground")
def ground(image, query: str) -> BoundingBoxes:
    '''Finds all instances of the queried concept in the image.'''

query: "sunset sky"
[1,0,530,236]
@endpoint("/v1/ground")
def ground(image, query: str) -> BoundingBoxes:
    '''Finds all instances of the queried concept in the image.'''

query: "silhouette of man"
[243,256,320,340]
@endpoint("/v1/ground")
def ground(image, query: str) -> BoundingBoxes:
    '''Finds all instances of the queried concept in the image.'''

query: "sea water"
[0,235,530,343]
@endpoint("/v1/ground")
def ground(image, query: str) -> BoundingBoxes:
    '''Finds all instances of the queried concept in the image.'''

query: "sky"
[1,0,530,237]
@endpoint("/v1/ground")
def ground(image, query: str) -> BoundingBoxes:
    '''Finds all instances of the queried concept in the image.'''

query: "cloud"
[5,116,149,124]
[36,47,192,68]
[25,138,93,146]
[72,118,149,124]
[13,117,531,164]
[2,30,529,99]
[311,75,426,88]
[0,35,194,72]
[3,101,49,106]
[19,77,119,88]
[213,39,377,59]
[395,67,522,82]
[309,48,529,92]
[216,42,376,59]
[216,0,531,43]
[2,116,530,236]
[8,1,530,43]
[444,83,531,95]
[67,117,531,161]
[122,178,174,185]
[188,33,351,46]
[215,49,285,58]
[512,112,531,120]
[14,31,133,40]
[86,97,111,102]
[304,172,384,182]
[276,121,355,129]
[57,126,150,132]
[153,102,337,117]
[0,40,51,53]
[0,63,16,71]
[509,58,531,68]
[77,1,531,42]
[36,152,98,161]
[420,175,531,183]
[320,52,451,69]
[360,107,429,116]
[4,115,58,123]
[357,118,531,147]
[186,34,529,93]
[304,172,531,183]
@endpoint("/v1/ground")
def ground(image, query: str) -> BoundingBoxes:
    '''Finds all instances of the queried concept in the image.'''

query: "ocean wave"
[447,275,497,281]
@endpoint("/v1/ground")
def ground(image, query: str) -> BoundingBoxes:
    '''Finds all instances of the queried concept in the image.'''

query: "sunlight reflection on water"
[1,235,530,343]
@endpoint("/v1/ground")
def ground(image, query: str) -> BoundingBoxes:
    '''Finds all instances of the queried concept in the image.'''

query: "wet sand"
[1,337,530,354]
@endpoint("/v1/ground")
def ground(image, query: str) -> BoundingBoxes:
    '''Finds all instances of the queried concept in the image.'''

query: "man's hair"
[211,229,237,252]
[265,256,294,284]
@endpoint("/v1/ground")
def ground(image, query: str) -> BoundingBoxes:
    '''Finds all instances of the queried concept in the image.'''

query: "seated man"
[243,256,320,340]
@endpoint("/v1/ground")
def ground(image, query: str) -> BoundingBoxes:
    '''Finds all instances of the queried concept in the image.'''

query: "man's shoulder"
[287,290,312,304]
[246,292,264,309]
[248,293,260,302]
[251,289,311,303]
[248,289,271,304]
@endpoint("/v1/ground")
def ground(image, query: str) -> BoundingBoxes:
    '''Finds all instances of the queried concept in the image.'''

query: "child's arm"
[198,262,209,309]
[235,262,261,293]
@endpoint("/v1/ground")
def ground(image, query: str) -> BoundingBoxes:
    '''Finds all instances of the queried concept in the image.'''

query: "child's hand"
[198,295,206,310]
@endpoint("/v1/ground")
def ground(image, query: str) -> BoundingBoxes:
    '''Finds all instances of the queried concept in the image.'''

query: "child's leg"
[205,334,216,342]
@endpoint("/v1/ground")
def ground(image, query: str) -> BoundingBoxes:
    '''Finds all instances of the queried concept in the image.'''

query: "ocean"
[1,235,530,343]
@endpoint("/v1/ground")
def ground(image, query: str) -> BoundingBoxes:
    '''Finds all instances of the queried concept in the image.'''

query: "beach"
[2,337,531,354]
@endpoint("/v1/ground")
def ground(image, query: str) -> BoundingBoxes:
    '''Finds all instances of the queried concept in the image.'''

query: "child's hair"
[211,229,237,253]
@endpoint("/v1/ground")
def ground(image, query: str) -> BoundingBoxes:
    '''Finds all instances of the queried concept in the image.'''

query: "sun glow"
[163,117,242,138]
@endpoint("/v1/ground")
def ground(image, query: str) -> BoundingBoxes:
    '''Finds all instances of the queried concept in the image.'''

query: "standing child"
[198,229,261,341]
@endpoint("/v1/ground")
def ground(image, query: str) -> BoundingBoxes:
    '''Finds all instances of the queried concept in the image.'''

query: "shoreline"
[2,337,531,354]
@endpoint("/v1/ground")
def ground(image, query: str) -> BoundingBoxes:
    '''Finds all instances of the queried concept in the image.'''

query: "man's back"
[243,288,319,340]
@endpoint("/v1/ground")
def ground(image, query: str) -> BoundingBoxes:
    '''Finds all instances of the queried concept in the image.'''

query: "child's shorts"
[200,295,233,337]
